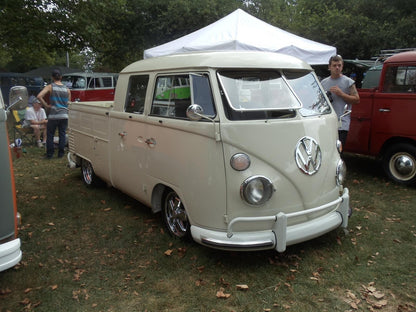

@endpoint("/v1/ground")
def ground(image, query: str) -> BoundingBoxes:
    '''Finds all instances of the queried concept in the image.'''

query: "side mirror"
[339,104,351,127]
[186,104,204,121]
[8,86,28,111]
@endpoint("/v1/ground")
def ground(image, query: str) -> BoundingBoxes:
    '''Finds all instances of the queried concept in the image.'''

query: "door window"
[383,66,416,93]
[125,75,149,114]
[151,74,215,119]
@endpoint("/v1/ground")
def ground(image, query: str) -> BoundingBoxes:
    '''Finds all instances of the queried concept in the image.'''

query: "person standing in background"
[321,55,360,149]
[37,69,71,159]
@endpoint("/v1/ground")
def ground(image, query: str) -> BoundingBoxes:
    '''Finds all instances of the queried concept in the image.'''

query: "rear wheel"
[162,189,190,239]
[81,159,99,186]
[382,143,416,185]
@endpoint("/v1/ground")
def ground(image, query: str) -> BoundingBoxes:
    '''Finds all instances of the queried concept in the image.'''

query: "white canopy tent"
[143,9,336,65]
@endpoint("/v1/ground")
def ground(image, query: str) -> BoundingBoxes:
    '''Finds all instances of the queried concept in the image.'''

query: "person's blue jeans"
[46,118,68,158]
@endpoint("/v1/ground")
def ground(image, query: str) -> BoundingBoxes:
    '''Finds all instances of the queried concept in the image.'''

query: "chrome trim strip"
[201,236,274,249]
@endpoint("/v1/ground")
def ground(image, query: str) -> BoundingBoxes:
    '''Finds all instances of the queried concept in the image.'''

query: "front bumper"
[191,188,349,252]
[0,238,22,272]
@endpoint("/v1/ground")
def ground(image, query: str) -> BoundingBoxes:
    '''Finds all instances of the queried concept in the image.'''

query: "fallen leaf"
[164,249,173,256]
[350,301,358,310]
[50,285,58,290]
[236,284,249,290]
[216,287,231,299]
[373,291,385,299]
[0,288,12,295]
[103,208,112,212]
[373,299,388,309]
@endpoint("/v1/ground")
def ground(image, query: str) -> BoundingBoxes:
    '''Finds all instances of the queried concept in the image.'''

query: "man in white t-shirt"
[25,99,48,147]
[321,55,360,149]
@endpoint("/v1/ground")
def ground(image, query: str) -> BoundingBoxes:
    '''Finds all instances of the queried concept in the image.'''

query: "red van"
[346,51,416,184]
[62,72,118,102]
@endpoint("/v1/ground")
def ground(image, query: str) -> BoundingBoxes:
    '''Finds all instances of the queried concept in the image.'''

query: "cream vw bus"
[67,51,350,252]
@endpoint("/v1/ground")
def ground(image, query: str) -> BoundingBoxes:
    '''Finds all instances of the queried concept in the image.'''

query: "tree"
[0,0,415,72]
[0,0,84,71]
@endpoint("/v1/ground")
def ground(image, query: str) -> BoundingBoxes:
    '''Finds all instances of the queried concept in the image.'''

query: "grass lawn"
[1,147,415,312]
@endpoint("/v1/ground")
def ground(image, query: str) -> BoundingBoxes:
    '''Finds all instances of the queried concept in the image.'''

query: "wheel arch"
[379,137,416,159]
[150,183,192,223]
[150,183,166,213]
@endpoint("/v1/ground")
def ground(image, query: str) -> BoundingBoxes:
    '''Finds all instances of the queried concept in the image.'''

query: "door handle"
[145,138,156,147]
[379,108,391,112]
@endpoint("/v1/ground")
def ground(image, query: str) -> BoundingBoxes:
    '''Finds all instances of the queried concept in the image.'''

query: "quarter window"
[125,75,149,114]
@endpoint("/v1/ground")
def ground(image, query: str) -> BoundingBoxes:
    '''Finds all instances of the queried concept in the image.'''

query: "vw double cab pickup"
[67,51,350,252]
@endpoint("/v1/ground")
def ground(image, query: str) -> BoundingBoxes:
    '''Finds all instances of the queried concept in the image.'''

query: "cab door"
[144,73,227,230]
[370,65,416,154]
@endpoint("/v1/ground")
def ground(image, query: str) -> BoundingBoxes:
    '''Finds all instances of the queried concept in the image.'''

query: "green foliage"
[0,0,415,72]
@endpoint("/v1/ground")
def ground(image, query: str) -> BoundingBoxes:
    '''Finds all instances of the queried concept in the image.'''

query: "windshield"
[218,70,331,120]
[285,71,331,117]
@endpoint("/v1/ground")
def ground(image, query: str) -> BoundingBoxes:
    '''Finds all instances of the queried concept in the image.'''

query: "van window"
[361,65,382,89]
[285,71,332,117]
[190,74,216,117]
[151,74,215,119]
[383,66,416,93]
[101,77,113,88]
[219,71,301,111]
[152,75,190,118]
[63,76,86,89]
[125,75,149,114]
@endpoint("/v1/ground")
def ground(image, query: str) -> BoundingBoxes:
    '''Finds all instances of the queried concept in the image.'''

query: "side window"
[151,75,191,118]
[125,75,149,114]
[383,66,416,93]
[72,77,86,89]
[151,74,215,119]
[102,77,113,88]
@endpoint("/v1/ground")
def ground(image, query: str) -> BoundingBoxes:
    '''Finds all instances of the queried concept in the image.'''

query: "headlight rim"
[240,175,274,206]
[336,158,347,186]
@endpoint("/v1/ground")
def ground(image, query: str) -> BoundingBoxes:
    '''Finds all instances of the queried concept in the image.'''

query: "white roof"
[143,9,336,65]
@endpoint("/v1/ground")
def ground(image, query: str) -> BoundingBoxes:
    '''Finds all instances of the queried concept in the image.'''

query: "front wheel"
[162,189,190,239]
[382,143,416,185]
[81,159,100,186]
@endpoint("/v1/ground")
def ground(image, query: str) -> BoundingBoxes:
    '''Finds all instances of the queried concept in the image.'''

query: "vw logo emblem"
[295,137,322,175]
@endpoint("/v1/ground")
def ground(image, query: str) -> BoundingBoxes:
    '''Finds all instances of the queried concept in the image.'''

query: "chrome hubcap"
[390,153,416,181]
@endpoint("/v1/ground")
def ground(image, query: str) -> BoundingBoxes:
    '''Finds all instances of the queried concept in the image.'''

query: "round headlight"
[230,153,251,171]
[240,176,274,205]
[336,159,347,186]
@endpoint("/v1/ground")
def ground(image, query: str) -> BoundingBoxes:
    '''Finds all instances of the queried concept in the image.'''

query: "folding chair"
[10,109,35,145]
